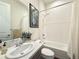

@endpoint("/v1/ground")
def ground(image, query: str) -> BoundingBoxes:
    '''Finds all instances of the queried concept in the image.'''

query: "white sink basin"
[6,43,34,59]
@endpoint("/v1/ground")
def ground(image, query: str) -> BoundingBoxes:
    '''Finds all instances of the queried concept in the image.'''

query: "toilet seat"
[41,48,54,56]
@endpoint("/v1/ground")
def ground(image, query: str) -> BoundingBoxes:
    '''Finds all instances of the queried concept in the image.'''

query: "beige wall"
[72,0,79,59]
[20,0,39,9]
[11,0,28,29]
[39,0,46,39]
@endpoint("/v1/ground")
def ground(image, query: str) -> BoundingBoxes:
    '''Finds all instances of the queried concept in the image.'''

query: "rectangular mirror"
[0,0,28,41]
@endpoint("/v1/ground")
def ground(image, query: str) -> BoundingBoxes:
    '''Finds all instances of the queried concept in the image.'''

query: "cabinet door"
[30,49,41,59]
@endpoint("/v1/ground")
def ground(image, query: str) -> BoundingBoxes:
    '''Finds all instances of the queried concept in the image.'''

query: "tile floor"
[39,56,59,59]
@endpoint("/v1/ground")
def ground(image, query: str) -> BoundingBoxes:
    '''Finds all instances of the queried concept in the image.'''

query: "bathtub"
[43,40,71,59]
[43,40,68,52]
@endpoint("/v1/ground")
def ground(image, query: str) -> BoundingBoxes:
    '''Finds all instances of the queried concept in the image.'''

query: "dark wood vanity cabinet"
[30,48,42,59]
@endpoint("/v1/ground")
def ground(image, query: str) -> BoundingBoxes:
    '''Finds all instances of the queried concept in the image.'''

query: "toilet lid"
[41,48,54,56]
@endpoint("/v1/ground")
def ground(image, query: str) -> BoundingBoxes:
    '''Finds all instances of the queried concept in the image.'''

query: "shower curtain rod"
[40,1,73,12]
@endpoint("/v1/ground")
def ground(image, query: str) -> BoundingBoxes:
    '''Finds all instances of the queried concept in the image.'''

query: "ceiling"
[43,0,72,5]
[43,0,56,4]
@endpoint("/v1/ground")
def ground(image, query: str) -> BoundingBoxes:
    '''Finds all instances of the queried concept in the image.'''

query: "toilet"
[41,48,55,59]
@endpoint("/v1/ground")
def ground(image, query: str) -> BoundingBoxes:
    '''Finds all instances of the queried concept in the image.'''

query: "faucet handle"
[42,34,46,39]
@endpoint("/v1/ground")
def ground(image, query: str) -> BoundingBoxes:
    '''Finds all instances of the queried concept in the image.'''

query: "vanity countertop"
[20,40,43,59]
[0,40,44,59]
[0,51,5,59]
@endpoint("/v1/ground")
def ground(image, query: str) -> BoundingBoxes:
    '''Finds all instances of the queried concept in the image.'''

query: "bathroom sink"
[6,43,34,59]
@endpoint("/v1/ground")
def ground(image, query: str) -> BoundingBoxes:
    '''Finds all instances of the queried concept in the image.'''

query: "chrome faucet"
[15,38,23,47]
